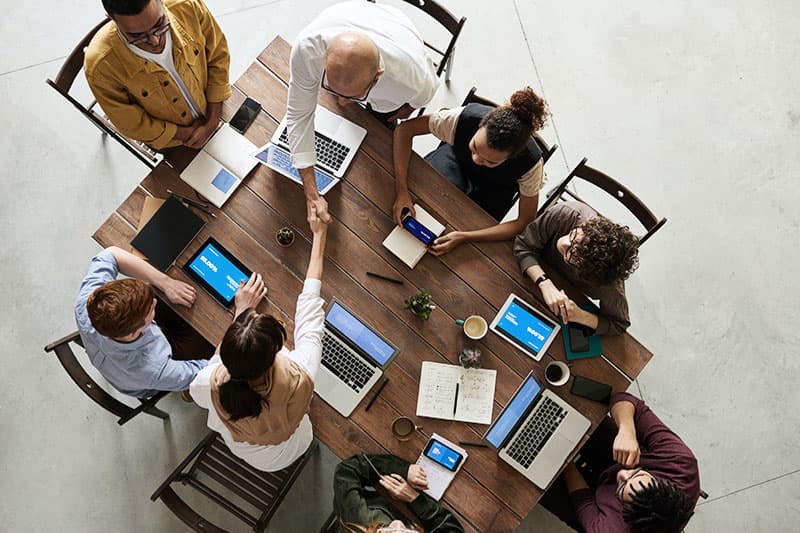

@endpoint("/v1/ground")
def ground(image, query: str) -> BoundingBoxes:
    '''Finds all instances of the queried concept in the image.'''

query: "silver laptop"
[483,372,590,489]
[252,105,367,194]
[314,299,399,417]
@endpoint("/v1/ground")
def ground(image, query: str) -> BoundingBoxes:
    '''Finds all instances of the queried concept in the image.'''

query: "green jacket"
[334,454,464,533]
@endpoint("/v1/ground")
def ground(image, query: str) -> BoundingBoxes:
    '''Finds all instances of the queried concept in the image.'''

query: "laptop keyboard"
[321,331,376,393]
[507,396,568,468]
[279,128,350,172]
[267,146,336,191]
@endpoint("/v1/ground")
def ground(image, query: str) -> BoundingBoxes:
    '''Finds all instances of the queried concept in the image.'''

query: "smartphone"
[423,438,464,472]
[230,97,261,134]
[568,323,592,352]
[570,374,612,404]
[401,212,436,246]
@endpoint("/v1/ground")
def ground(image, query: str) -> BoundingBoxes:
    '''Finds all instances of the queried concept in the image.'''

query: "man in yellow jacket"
[85,0,230,150]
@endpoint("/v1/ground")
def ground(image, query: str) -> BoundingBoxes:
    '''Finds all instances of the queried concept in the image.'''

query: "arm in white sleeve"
[286,39,323,169]
[288,279,325,379]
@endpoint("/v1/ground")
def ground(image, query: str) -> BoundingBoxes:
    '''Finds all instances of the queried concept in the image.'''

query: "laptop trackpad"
[532,433,576,488]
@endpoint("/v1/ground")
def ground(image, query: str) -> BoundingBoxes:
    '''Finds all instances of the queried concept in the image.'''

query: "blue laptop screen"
[495,299,556,355]
[186,241,249,303]
[485,376,542,448]
[327,302,395,365]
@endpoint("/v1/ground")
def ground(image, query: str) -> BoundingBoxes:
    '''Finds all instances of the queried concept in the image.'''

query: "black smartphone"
[423,438,464,472]
[230,97,261,134]
[568,323,592,352]
[570,374,612,404]
[401,211,436,246]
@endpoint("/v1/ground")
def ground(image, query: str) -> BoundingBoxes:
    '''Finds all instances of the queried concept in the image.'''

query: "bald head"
[324,32,382,100]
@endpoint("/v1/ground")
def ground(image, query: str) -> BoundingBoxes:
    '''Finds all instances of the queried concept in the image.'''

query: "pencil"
[366,271,404,285]
[364,378,389,412]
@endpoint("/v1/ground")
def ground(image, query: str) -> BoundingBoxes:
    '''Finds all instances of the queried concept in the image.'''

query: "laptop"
[314,299,399,417]
[483,372,590,489]
[252,105,367,195]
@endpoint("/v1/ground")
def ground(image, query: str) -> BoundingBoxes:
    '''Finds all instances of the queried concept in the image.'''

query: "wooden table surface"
[93,36,653,533]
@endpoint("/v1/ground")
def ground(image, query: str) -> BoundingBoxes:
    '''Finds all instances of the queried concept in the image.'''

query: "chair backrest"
[151,432,317,532]
[44,331,169,425]
[46,18,158,168]
[460,86,558,164]
[538,157,667,246]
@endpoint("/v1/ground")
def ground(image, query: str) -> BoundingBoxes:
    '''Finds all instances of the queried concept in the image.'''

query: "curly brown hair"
[570,217,640,285]
[479,86,550,155]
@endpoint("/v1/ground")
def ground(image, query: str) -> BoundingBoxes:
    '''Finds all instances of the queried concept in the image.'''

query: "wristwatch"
[534,274,549,286]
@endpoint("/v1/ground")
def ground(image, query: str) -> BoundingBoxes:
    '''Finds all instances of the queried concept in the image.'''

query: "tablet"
[183,238,253,308]
[490,293,561,361]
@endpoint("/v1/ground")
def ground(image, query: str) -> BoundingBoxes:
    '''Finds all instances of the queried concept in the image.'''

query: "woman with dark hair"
[190,208,328,471]
[392,86,551,255]
[334,454,464,533]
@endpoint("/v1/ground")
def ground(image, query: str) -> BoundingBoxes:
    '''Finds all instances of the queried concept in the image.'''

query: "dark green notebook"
[563,304,603,360]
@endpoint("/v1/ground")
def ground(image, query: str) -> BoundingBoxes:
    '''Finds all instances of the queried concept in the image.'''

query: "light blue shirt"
[74,249,207,398]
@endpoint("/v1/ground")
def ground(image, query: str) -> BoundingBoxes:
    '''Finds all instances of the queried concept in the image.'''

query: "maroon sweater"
[570,393,701,532]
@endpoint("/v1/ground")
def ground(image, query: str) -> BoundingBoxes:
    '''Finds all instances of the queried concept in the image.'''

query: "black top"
[424,103,542,220]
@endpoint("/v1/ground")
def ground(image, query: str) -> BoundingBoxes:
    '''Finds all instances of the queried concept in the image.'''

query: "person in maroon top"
[541,392,700,532]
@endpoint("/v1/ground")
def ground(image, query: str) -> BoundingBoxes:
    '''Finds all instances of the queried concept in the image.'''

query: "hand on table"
[234,273,267,317]
[406,464,429,490]
[380,473,420,503]
[307,196,331,225]
[613,426,641,467]
[162,278,196,307]
[429,231,465,256]
[185,117,220,149]
[393,190,415,226]
[540,281,570,320]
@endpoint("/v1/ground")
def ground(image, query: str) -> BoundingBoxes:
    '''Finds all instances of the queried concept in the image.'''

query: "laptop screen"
[484,375,542,449]
[494,297,557,356]
[327,302,395,366]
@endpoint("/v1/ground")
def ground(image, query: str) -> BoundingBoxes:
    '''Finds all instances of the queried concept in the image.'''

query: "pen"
[364,378,389,412]
[167,189,209,208]
[453,383,459,416]
[459,441,488,448]
[366,271,404,285]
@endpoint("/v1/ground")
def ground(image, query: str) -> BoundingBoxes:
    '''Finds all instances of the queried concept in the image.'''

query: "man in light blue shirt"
[75,247,211,398]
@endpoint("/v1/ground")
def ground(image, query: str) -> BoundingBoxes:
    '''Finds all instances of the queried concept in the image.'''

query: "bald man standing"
[287,1,440,223]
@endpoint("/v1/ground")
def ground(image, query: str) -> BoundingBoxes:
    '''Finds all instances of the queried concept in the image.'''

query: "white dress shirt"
[287,0,440,169]
[190,279,325,472]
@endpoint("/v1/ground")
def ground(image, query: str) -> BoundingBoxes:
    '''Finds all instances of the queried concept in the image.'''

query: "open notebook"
[382,204,445,269]
[180,124,258,208]
[416,362,496,425]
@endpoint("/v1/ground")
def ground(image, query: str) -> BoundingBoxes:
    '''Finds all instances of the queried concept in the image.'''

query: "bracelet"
[534,274,549,286]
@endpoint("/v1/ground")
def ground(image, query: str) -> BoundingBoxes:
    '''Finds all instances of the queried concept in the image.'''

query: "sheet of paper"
[416,362,496,425]
[132,196,165,259]
[382,204,445,269]
[203,123,258,179]
[416,433,468,501]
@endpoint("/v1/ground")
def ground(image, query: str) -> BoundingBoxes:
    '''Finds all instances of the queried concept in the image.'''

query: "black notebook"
[130,196,206,271]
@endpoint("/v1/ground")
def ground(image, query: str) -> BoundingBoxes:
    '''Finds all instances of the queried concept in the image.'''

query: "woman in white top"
[190,208,328,471]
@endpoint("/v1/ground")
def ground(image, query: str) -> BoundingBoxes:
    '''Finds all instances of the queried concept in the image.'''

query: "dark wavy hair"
[102,0,151,16]
[570,217,640,285]
[623,478,695,533]
[218,309,286,421]
[479,86,550,155]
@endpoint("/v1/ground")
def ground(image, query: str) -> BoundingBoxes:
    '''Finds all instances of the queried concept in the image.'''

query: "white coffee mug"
[463,315,488,340]
[544,361,570,387]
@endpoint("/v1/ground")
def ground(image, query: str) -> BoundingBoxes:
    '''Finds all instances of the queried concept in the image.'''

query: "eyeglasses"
[320,69,379,103]
[564,228,580,264]
[615,468,650,500]
[120,15,171,46]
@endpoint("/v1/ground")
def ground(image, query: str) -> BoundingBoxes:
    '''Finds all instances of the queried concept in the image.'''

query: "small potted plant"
[459,347,482,369]
[276,226,295,247]
[404,290,435,320]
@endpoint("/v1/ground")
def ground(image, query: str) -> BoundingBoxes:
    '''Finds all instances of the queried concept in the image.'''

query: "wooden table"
[94,36,653,532]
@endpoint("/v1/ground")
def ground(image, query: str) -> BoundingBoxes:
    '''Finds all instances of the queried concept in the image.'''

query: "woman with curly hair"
[513,201,640,335]
[393,86,551,255]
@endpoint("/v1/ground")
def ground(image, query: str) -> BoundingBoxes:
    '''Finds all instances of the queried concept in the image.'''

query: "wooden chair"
[43,331,169,425]
[461,86,558,164]
[151,432,318,532]
[538,157,667,246]
[318,511,338,533]
[46,18,159,169]
[369,0,466,84]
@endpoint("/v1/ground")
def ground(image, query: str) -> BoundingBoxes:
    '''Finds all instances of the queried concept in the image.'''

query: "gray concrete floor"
[1,0,798,531]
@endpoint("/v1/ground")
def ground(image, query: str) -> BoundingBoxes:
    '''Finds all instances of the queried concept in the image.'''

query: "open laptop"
[314,299,399,417]
[483,372,590,489]
[252,105,367,195]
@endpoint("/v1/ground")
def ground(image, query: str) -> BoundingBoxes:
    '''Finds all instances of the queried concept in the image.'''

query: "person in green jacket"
[334,454,464,533]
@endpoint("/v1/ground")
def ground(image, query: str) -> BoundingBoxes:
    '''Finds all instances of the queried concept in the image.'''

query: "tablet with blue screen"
[489,293,561,361]
[183,238,253,308]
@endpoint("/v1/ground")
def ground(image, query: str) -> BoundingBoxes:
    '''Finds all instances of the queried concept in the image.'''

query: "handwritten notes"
[416,362,496,424]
